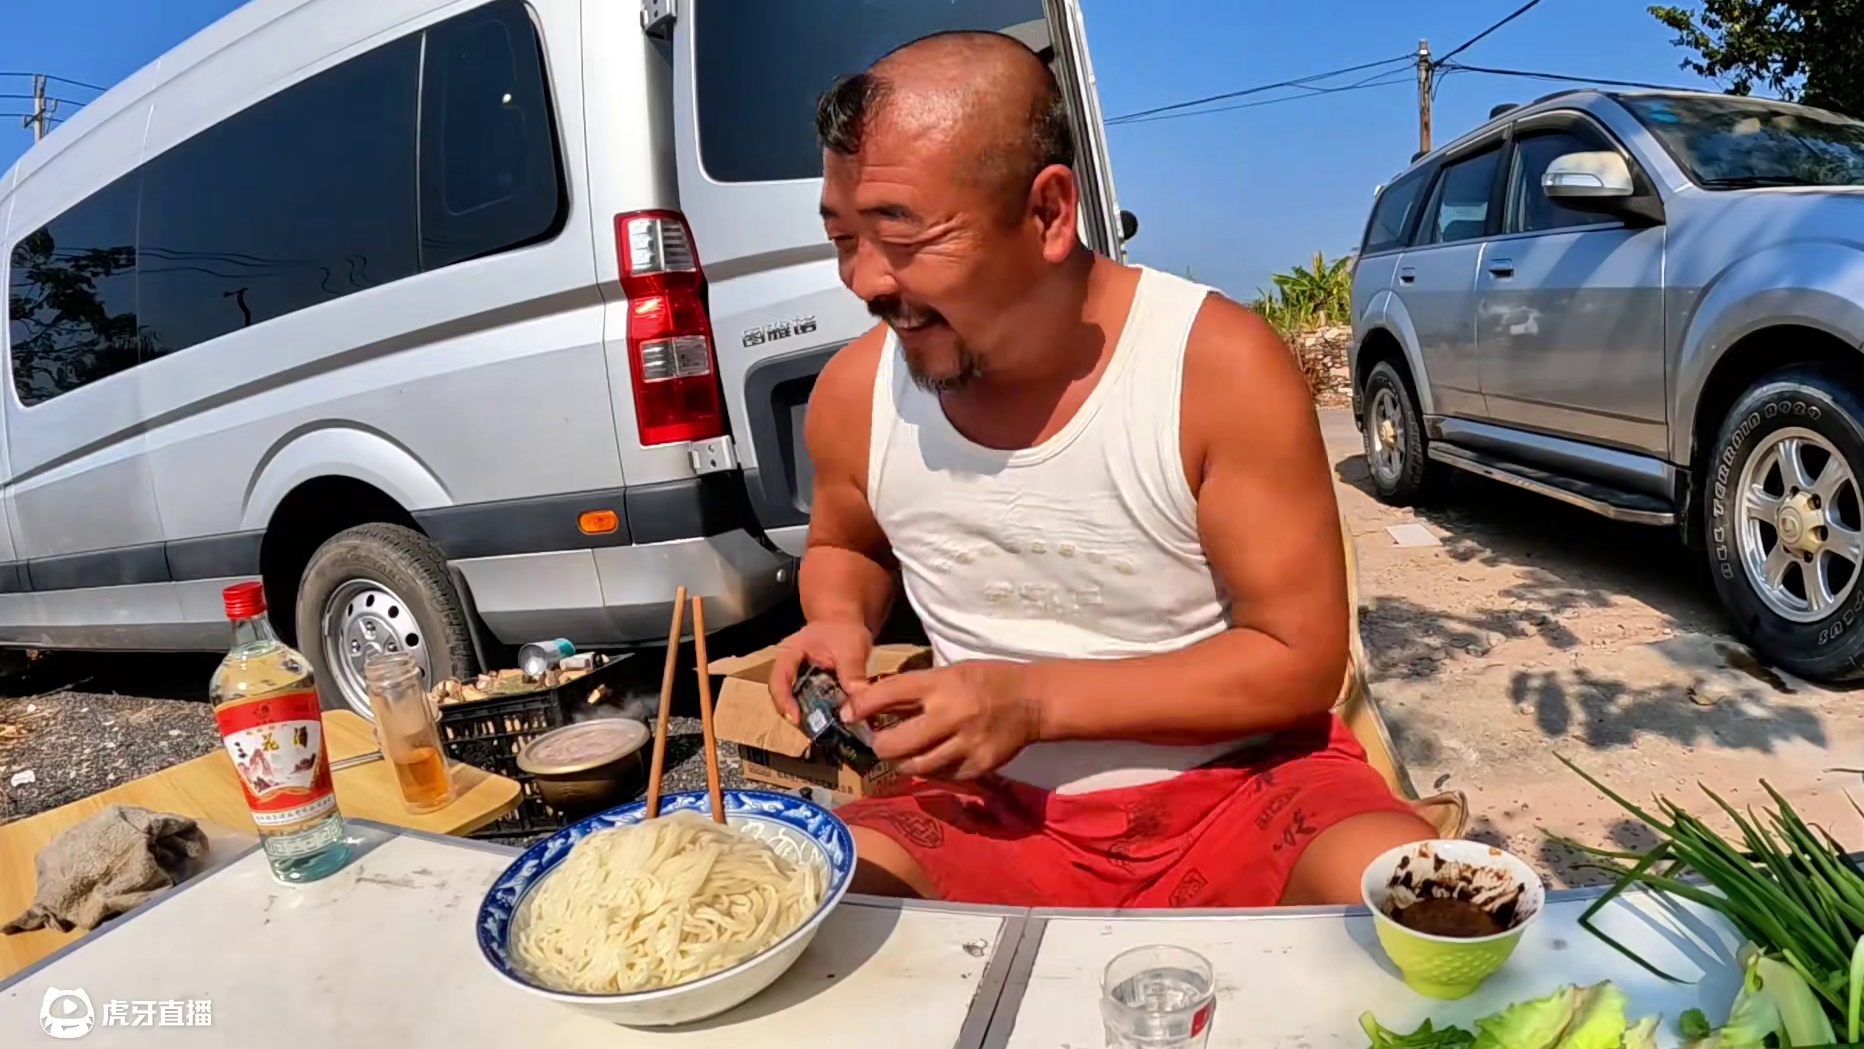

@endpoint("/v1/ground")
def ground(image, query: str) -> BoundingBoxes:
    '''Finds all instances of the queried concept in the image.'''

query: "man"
[768,30,1434,908]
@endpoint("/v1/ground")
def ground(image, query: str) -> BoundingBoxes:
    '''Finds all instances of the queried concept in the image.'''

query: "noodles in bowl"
[513,810,823,994]
[477,789,855,1026]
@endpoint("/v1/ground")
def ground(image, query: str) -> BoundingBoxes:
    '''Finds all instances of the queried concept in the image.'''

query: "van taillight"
[615,211,727,446]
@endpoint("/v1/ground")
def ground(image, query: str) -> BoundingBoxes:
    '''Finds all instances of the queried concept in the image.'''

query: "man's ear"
[1028,164,1081,263]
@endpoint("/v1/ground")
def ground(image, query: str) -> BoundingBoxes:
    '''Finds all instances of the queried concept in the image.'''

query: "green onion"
[1559,756,1864,1032]
[1849,935,1864,1042]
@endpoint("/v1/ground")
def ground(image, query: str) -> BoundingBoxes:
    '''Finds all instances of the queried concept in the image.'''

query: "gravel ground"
[0,692,220,823]
[655,714,746,793]
[0,653,225,826]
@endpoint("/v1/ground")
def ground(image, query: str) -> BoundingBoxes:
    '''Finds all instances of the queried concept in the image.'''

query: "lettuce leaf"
[1474,985,1580,1049]
[1555,981,1630,1049]
[1360,1014,1477,1049]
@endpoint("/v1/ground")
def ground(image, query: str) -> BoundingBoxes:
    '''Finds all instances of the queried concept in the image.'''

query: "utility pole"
[22,74,51,143]
[1415,40,1433,157]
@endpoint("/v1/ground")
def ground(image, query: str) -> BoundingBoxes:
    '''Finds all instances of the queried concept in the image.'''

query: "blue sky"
[0,0,1723,299]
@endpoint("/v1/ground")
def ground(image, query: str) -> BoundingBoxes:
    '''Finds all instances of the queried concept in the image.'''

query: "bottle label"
[214,690,337,828]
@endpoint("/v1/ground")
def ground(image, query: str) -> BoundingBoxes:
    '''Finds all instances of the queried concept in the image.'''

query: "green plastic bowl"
[1360,839,1545,999]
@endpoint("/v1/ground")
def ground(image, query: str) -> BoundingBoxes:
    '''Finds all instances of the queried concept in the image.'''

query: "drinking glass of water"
[1100,944,1216,1049]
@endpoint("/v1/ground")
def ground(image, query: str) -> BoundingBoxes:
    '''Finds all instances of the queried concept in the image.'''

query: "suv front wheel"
[1707,365,1864,681]
[1360,360,1433,505]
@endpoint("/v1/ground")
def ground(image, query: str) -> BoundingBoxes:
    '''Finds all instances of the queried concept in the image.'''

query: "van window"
[138,34,421,359]
[1361,168,1428,255]
[419,1,565,269]
[694,0,1046,183]
[7,0,565,404]
[8,173,142,405]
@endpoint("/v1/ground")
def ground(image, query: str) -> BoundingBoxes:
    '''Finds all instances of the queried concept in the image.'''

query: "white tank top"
[867,266,1242,795]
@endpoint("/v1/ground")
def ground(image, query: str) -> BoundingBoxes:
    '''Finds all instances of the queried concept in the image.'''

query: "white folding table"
[0,821,1026,1049]
[984,892,1747,1049]
[1,819,1752,1049]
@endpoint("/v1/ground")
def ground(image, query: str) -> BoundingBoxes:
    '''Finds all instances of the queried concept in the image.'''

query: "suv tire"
[1706,365,1864,682]
[1361,360,1433,505]
[293,523,478,716]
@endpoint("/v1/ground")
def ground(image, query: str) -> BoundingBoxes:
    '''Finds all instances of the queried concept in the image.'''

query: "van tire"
[293,523,477,716]
[1705,365,1864,682]
[1360,360,1433,505]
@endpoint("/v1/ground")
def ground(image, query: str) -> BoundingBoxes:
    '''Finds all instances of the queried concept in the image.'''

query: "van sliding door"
[666,0,1126,553]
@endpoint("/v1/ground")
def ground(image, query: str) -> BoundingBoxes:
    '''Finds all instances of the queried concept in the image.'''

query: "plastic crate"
[436,655,639,843]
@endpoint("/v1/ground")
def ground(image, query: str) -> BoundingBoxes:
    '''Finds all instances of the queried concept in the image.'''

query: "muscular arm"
[1025,296,1350,742]
[797,326,897,637]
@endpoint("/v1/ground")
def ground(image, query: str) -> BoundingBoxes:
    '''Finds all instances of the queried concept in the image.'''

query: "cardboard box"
[710,643,932,798]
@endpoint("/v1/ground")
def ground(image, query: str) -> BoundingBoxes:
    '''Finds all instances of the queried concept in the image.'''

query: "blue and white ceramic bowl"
[476,789,856,1027]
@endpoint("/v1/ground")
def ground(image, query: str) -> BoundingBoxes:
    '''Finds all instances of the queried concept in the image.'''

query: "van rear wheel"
[293,523,477,717]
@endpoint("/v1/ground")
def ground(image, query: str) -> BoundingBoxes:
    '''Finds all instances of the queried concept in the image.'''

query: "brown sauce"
[1391,897,1505,938]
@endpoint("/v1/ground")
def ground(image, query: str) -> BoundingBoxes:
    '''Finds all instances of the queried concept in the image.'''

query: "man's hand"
[843,662,1042,779]
[768,620,877,724]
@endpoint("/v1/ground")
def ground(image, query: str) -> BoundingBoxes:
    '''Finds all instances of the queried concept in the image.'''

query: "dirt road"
[1323,408,1864,883]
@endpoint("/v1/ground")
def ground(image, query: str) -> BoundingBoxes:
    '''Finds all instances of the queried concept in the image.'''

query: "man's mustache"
[867,296,944,330]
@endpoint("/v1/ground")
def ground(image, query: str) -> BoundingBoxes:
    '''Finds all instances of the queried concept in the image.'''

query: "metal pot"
[515,718,650,818]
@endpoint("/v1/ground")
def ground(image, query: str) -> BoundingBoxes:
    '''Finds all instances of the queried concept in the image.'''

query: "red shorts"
[835,714,1414,908]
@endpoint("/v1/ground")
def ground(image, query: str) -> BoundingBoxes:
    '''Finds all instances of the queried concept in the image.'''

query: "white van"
[0,0,1126,716]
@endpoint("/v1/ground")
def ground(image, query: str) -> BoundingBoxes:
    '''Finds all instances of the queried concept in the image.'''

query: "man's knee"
[849,825,940,899]
[1279,809,1437,907]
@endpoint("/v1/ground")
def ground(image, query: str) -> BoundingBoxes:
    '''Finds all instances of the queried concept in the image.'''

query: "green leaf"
[1624,1016,1661,1049]
[1758,953,1839,1047]
[1361,1014,1477,1049]
[1553,983,1629,1049]
[1472,984,1579,1049]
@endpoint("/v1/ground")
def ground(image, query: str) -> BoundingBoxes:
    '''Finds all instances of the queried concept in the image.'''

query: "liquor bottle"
[209,581,349,882]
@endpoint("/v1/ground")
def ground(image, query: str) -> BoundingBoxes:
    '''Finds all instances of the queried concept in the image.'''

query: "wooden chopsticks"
[644,586,686,819]
[691,596,726,824]
[643,588,726,825]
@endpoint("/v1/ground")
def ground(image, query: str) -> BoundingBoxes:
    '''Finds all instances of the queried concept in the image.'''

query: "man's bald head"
[815,31,1074,215]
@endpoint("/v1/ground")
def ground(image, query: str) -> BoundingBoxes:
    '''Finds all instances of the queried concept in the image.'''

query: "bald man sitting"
[766,30,1434,909]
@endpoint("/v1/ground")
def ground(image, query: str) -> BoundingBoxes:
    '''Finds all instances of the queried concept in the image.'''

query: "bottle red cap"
[222,581,266,620]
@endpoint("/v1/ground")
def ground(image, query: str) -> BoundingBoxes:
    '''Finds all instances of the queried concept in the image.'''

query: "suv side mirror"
[1543,150,1664,225]
[1119,209,1140,243]
[1543,151,1635,199]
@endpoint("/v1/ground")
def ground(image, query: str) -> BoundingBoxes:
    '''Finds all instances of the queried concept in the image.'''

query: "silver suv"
[1350,88,1864,682]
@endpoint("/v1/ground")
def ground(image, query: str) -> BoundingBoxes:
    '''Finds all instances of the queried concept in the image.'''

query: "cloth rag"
[4,805,208,934]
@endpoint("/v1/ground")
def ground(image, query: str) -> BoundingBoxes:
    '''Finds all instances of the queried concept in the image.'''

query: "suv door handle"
[1487,258,1516,278]
[1398,267,1416,285]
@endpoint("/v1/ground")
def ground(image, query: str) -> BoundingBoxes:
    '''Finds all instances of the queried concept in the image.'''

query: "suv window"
[1509,130,1614,233]
[1417,146,1501,246]
[138,33,422,360]
[419,0,565,269]
[7,172,142,406]
[693,0,1046,183]
[1362,168,1428,255]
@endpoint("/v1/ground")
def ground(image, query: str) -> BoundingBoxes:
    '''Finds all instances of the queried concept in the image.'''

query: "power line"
[0,93,86,106]
[0,72,105,93]
[1106,53,1413,124]
[1111,73,1415,127]
[1439,61,1699,93]
[1434,0,1546,68]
